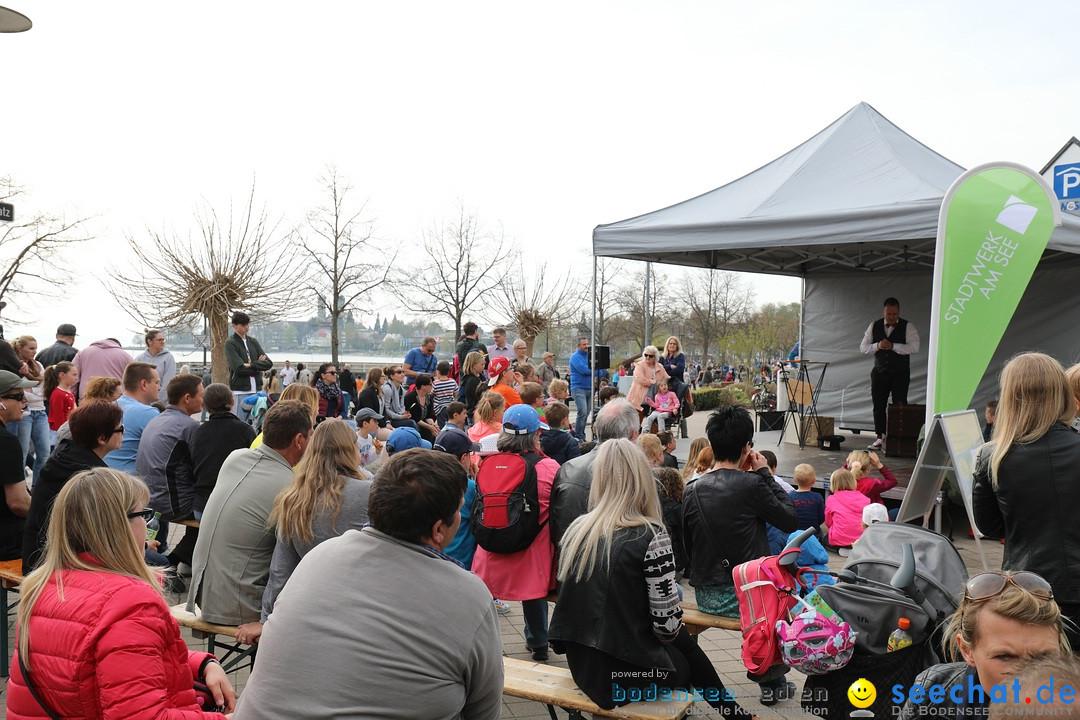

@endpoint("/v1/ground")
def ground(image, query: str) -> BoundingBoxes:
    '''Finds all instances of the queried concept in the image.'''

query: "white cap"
[862,503,890,525]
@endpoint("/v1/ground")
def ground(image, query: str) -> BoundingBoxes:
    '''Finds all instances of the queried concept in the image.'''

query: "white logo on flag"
[996,195,1038,234]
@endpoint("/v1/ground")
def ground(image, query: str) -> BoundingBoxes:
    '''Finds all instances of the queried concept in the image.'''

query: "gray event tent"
[593,102,1080,430]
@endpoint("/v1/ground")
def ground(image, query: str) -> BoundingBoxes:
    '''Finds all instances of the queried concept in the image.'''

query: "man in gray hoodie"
[134,328,176,404]
[137,373,203,567]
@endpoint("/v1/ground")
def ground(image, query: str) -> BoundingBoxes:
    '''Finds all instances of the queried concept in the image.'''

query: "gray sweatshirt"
[236,528,504,720]
[260,476,371,621]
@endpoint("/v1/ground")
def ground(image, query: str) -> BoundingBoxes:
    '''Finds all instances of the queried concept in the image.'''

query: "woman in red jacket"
[8,467,236,719]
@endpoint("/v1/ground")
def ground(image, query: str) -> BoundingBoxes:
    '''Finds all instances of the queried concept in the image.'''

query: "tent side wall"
[804,258,1080,431]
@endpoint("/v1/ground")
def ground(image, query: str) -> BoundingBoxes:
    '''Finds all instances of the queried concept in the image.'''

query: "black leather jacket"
[682,467,797,586]
[973,422,1080,604]
[549,452,599,547]
[549,525,676,671]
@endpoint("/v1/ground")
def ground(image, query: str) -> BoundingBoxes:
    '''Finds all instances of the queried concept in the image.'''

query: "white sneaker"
[869,437,884,450]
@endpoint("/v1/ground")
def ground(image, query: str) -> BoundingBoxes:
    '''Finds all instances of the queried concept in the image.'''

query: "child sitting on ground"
[824,468,870,554]
[788,463,825,530]
[519,382,545,420]
[845,450,897,506]
[431,361,458,427]
[468,392,505,444]
[861,503,889,529]
[546,378,569,405]
[641,379,680,433]
[539,402,580,465]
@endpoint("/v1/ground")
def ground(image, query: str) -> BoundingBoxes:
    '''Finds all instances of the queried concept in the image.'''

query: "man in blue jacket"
[569,337,594,441]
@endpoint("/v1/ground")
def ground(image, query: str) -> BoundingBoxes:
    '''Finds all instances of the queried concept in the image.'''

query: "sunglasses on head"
[127,508,155,522]
[964,571,1053,602]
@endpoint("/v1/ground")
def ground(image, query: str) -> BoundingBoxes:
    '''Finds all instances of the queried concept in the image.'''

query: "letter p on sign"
[1055,163,1080,199]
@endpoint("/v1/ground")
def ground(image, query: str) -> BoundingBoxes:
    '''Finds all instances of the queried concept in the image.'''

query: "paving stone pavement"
[0,406,1004,718]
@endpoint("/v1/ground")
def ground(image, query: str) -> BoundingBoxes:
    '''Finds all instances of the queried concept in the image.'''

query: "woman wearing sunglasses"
[972,352,1080,648]
[626,346,669,421]
[22,401,124,575]
[8,467,236,718]
[898,571,1068,720]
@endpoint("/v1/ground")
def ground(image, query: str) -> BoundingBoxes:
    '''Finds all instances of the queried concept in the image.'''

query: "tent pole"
[799,275,805,357]
[590,254,597,440]
[644,261,652,348]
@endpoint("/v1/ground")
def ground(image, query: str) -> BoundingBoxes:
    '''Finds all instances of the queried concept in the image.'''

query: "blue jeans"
[9,411,49,486]
[571,387,592,440]
[522,598,549,650]
[340,392,352,419]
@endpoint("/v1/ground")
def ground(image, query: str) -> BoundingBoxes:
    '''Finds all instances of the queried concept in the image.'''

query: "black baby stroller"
[800,522,969,719]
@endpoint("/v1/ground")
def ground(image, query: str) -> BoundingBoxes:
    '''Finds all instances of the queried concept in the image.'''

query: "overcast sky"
[1,1,1076,346]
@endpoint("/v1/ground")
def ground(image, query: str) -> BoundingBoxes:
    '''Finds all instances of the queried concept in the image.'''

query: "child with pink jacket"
[824,468,870,548]
[641,379,680,433]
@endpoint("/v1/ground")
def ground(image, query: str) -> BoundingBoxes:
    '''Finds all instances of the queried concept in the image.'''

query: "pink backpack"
[733,547,805,675]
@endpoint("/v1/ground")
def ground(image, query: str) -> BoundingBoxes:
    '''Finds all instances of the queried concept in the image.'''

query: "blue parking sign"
[1054,163,1080,199]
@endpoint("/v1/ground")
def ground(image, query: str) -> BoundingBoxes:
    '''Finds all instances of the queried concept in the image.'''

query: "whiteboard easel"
[896,409,989,571]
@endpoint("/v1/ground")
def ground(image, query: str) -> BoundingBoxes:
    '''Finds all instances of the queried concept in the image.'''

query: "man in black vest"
[859,297,920,450]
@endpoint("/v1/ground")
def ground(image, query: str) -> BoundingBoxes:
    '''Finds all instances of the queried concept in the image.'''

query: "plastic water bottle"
[146,512,161,543]
[887,617,912,652]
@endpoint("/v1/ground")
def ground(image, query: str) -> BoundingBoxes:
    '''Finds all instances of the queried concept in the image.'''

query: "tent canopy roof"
[593,102,1080,276]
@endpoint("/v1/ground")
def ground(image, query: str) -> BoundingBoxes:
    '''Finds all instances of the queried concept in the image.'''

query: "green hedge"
[691,386,752,411]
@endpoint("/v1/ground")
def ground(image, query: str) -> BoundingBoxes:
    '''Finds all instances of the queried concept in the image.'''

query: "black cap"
[57,323,77,336]
[433,430,480,458]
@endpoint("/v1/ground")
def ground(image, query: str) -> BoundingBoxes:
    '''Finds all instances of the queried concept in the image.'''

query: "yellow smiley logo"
[847,678,876,708]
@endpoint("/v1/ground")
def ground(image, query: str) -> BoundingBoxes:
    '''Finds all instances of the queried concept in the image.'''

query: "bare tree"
[611,266,675,351]
[491,268,583,357]
[302,166,392,365]
[682,268,754,362]
[403,203,515,342]
[584,254,623,347]
[0,176,93,309]
[110,185,303,383]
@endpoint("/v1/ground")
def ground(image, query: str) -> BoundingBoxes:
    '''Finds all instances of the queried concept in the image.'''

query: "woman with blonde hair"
[549,438,750,717]
[974,351,1080,648]
[261,419,371,621]
[898,571,1067,719]
[681,437,710,482]
[8,467,235,717]
[251,383,319,449]
[844,448,897,505]
[459,351,487,420]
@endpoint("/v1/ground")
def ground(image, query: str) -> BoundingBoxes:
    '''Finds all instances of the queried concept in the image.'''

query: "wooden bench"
[169,604,256,673]
[504,656,695,720]
[678,602,740,635]
[545,594,739,637]
[0,558,23,677]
